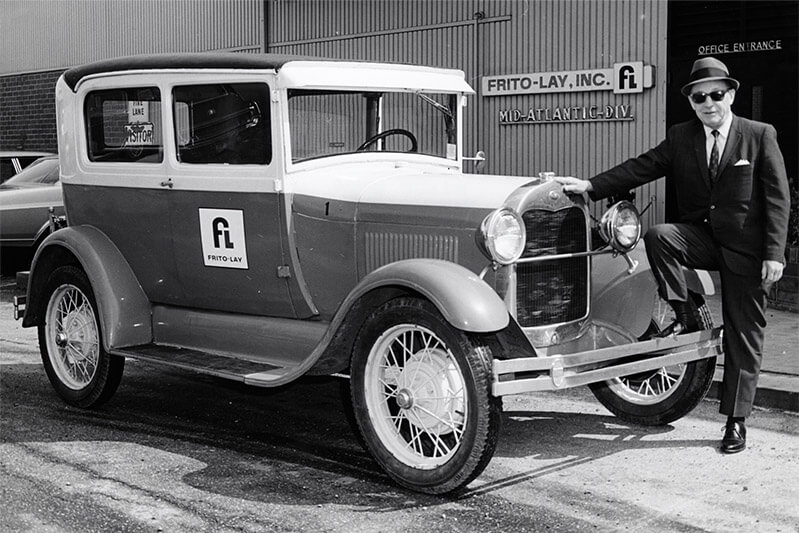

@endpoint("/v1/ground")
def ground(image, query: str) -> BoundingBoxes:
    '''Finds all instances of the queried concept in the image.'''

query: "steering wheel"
[356,128,418,152]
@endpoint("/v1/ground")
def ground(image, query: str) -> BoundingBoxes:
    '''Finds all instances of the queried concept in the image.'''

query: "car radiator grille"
[516,207,589,328]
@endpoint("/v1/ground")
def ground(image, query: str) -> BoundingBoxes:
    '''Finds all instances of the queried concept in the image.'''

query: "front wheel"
[38,265,124,408]
[350,297,501,494]
[589,293,716,425]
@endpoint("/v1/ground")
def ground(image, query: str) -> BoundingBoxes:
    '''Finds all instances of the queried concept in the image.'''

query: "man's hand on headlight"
[554,176,593,194]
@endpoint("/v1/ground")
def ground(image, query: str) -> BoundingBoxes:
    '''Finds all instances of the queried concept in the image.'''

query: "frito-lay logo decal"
[199,208,249,269]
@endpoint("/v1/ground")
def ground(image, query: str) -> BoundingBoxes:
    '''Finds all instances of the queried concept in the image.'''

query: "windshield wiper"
[415,91,453,119]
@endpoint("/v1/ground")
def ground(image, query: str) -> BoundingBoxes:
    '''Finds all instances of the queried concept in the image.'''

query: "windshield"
[0,157,59,188]
[287,89,458,163]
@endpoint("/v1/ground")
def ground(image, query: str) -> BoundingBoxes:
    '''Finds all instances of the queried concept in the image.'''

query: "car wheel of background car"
[356,128,418,152]
[38,265,124,408]
[350,297,501,494]
[589,292,716,425]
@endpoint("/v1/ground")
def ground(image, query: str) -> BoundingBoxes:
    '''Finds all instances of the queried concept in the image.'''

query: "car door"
[166,79,313,318]
[65,84,180,304]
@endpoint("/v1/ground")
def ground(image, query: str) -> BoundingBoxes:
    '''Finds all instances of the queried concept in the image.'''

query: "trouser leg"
[718,267,768,417]
[643,223,720,302]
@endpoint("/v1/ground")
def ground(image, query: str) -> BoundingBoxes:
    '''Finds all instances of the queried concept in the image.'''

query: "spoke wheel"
[351,297,501,494]
[365,324,467,468]
[45,283,101,390]
[608,366,687,405]
[38,266,124,408]
[590,292,716,425]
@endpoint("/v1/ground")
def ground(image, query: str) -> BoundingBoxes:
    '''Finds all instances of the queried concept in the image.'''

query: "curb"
[711,368,799,413]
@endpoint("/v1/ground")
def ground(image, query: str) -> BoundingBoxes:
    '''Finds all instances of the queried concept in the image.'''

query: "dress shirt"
[704,114,733,165]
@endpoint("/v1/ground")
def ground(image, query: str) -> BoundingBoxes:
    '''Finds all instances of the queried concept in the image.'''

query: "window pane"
[173,83,270,165]
[0,160,16,181]
[287,90,457,163]
[84,88,163,163]
[288,91,366,162]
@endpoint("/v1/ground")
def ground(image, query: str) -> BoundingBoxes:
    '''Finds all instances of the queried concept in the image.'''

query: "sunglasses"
[689,90,729,104]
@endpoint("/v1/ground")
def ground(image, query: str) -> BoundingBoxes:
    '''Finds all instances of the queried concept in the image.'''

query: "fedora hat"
[681,57,740,96]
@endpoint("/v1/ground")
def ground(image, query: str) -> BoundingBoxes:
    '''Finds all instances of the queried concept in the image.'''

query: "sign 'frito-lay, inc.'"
[482,62,654,96]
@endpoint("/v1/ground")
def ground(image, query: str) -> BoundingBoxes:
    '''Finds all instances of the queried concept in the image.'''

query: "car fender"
[591,242,715,338]
[23,225,152,349]
[305,259,516,376]
[343,259,510,333]
[31,220,53,248]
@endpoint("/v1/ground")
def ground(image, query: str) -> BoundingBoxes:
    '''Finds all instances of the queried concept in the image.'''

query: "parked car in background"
[0,155,63,259]
[0,150,56,183]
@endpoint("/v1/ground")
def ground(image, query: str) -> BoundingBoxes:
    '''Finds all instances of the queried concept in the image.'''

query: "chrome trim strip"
[491,328,723,396]
[515,247,617,264]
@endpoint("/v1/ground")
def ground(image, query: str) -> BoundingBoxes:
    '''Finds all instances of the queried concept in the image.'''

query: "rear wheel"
[38,266,124,408]
[590,293,716,425]
[350,297,501,494]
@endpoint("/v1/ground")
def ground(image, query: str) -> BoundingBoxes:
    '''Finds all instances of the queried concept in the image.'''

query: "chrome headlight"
[480,208,525,265]
[599,201,641,252]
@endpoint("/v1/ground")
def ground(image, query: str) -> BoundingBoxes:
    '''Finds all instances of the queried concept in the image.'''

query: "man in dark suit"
[556,57,791,454]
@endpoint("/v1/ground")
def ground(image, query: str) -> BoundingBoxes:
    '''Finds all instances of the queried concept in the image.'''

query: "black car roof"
[62,52,323,91]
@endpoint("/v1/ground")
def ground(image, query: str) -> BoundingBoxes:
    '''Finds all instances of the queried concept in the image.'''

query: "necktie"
[709,130,720,182]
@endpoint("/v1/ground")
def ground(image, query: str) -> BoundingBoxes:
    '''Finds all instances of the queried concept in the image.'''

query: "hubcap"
[364,324,468,469]
[396,388,414,409]
[55,332,69,347]
[45,284,100,390]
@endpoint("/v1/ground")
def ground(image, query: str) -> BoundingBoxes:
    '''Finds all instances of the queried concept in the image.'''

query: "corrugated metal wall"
[1,0,668,227]
[266,0,668,229]
[0,0,264,74]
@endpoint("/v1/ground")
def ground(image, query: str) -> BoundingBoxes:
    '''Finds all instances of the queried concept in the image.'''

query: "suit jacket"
[589,115,791,274]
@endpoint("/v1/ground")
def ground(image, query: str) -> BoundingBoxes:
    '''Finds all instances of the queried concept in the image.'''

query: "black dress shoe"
[721,420,747,454]
[656,320,699,338]
[658,300,701,338]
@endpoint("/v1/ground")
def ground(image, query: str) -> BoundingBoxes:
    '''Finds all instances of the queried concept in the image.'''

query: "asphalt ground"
[2,272,798,532]
[2,334,798,532]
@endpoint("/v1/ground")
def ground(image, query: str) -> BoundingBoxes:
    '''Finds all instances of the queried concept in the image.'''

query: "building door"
[666,0,798,223]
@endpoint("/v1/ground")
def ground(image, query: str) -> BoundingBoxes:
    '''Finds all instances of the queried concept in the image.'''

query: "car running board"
[111,344,292,386]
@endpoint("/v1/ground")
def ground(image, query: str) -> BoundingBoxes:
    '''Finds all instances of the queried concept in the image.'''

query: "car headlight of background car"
[599,200,641,253]
[479,207,526,265]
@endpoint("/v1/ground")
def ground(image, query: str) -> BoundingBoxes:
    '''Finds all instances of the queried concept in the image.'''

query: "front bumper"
[492,328,722,396]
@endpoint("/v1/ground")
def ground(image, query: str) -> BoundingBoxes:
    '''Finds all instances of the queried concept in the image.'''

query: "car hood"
[289,161,534,219]
[358,170,532,213]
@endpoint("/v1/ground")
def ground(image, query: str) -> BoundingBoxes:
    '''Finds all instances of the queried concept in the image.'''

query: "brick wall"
[1,70,66,152]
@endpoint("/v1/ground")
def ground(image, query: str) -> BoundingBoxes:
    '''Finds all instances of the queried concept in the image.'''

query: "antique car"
[15,53,722,495]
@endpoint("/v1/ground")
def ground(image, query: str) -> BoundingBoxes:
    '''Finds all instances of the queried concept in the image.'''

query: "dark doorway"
[666,0,798,222]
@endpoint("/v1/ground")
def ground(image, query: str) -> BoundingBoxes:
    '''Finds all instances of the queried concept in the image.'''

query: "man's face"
[688,80,735,129]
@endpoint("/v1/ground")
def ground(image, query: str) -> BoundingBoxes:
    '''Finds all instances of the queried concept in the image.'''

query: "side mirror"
[464,150,486,172]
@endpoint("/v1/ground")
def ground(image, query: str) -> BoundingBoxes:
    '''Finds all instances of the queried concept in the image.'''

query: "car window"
[84,87,164,163]
[0,158,59,187]
[287,90,458,163]
[288,91,367,162]
[17,156,44,168]
[173,83,271,165]
[0,159,16,181]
